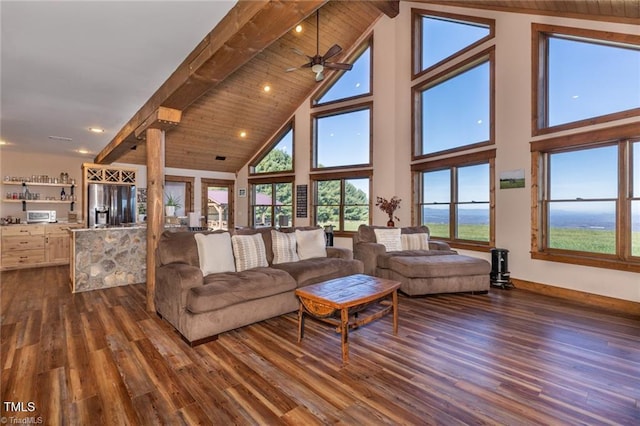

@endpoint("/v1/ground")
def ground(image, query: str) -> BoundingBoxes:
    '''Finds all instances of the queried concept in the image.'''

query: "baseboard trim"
[511,278,640,316]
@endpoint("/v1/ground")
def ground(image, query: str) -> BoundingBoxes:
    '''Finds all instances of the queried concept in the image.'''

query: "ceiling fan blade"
[291,47,311,58]
[285,61,313,72]
[324,62,353,71]
[323,44,342,61]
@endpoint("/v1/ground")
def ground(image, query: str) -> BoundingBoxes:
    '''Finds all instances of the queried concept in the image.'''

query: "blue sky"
[317,47,370,104]
[311,16,639,219]
[422,17,489,70]
[316,108,370,168]
[548,37,640,127]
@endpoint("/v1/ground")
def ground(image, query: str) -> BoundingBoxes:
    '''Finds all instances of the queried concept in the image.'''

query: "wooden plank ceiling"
[102,1,390,173]
[97,0,638,173]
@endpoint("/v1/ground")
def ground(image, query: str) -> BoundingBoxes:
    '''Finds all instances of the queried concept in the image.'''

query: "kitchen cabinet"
[46,224,78,263]
[1,224,45,268]
[1,223,82,270]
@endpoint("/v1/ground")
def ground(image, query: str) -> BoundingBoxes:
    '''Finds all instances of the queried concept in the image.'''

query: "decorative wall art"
[499,169,525,189]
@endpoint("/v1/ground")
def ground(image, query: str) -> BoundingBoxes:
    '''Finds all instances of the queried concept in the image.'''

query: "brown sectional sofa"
[353,225,490,296]
[155,227,363,345]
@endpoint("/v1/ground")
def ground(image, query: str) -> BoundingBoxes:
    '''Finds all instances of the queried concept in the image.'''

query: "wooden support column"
[146,127,164,312]
[139,106,181,312]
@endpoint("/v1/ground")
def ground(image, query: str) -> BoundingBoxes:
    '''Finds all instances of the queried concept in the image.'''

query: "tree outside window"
[251,181,293,228]
[314,177,369,232]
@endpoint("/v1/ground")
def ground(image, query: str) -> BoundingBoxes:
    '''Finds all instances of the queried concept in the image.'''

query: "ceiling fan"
[286,9,353,82]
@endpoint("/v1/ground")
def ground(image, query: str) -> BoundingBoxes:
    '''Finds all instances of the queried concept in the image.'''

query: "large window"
[314,44,371,105]
[414,10,493,75]
[313,105,371,169]
[418,58,491,156]
[533,24,640,135]
[531,124,640,271]
[250,179,293,228]
[313,175,370,233]
[250,122,293,175]
[411,11,495,250]
[416,155,493,246]
[310,38,373,232]
[547,146,617,254]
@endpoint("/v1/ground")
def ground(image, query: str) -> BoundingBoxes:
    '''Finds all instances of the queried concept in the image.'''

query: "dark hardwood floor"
[2,266,639,425]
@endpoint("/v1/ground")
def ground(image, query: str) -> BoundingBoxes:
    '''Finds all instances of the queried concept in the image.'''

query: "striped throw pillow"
[401,233,430,250]
[271,230,299,264]
[231,233,268,272]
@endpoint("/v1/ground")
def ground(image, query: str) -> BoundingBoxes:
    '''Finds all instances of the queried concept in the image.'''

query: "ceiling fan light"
[311,64,323,73]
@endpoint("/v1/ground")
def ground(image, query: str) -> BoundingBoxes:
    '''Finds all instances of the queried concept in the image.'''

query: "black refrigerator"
[87,183,136,227]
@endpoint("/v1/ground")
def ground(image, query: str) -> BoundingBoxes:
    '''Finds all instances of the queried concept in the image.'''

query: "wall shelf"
[2,199,73,204]
[3,181,74,188]
[3,181,75,211]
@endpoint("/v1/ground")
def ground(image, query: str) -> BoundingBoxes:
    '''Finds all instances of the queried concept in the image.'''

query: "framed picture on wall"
[238,188,247,197]
[499,169,525,189]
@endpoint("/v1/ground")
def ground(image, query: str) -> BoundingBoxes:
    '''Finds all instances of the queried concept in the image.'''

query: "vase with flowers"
[376,196,401,227]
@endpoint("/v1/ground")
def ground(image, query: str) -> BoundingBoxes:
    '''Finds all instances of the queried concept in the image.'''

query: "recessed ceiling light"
[77,149,90,155]
[295,25,302,33]
[0,140,7,146]
[263,85,271,93]
[240,131,247,138]
[89,127,105,133]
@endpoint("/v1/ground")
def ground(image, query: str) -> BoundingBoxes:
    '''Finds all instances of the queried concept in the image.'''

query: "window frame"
[311,101,373,171]
[249,120,295,176]
[201,178,234,231]
[248,175,295,229]
[412,9,495,79]
[310,170,372,237]
[412,47,495,161]
[412,149,496,251]
[312,36,373,108]
[530,122,640,272]
[532,23,640,137]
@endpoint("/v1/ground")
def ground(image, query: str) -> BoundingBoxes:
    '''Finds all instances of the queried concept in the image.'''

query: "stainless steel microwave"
[26,210,57,223]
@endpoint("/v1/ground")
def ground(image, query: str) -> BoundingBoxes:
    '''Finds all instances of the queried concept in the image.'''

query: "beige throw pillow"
[194,232,236,275]
[295,229,327,260]
[374,228,402,252]
[271,230,299,264]
[401,233,430,250]
[231,233,269,271]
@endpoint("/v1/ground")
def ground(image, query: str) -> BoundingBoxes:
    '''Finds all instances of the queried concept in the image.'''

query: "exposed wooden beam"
[370,1,400,18]
[134,107,181,140]
[95,0,327,165]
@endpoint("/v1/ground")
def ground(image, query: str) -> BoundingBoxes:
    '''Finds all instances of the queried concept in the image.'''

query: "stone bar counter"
[70,225,147,293]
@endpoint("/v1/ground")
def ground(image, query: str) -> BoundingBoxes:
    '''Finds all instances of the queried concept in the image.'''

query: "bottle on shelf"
[60,187,66,201]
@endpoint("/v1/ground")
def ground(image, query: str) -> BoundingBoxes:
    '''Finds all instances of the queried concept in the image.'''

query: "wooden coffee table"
[295,274,400,364]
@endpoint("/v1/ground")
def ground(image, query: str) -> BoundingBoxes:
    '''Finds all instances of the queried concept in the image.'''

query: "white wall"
[235,3,640,302]
[0,150,88,222]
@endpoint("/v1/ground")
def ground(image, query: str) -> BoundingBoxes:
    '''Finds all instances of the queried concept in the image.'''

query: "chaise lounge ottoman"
[378,253,490,296]
[353,224,490,296]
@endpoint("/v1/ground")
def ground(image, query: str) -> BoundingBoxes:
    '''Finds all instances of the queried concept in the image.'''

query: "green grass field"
[426,223,640,255]
[337,221,640,256]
